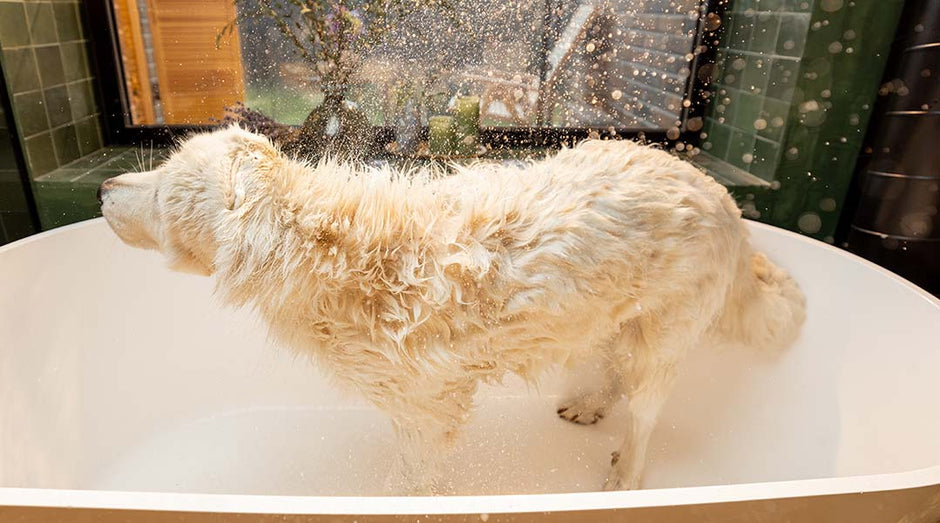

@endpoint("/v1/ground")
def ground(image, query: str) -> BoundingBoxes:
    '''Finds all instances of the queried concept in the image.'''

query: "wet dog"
[100,126,805,493]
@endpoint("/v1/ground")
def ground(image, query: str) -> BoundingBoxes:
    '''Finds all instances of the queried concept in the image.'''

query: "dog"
[99,126,805,494]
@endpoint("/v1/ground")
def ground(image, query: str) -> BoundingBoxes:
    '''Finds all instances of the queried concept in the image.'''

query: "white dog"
[99,126,805,493]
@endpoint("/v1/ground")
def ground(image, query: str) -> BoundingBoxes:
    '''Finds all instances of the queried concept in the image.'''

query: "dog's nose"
[97,179,114,205]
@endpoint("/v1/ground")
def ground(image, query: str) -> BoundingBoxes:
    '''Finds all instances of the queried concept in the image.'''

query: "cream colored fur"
[99,126,806,493]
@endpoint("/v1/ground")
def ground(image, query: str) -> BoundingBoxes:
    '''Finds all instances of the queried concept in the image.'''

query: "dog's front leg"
[385,418,449,495]
[383,381,476,495]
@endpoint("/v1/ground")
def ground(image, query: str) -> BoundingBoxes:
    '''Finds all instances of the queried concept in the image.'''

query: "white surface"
[0,218,939,514]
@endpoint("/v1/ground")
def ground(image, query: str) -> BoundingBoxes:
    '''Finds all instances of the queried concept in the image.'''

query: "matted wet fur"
[99,126,805,494]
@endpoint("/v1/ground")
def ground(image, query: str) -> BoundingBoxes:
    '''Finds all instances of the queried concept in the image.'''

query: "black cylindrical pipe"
[846,0,940,295]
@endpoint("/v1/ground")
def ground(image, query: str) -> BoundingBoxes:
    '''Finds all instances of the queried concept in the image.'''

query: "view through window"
[109,0,706,130]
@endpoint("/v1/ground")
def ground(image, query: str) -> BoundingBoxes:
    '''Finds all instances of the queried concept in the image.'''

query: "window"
[100,0,715,133]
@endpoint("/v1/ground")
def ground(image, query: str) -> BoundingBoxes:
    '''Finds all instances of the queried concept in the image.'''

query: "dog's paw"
[556,397,608,425]
[602,470,640,491]
[602,452,640,491]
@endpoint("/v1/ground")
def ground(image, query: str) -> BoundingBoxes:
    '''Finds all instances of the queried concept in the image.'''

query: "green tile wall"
[0,78,37,245]
[700,0,905,242]
[0,0,103,181]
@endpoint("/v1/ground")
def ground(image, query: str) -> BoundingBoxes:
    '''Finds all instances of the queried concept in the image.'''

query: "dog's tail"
[710,250,806,352]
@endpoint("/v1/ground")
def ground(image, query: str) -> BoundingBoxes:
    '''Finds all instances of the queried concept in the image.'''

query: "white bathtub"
[1,218,938,522]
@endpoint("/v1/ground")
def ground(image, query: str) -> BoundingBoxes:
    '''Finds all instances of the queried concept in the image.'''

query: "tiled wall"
[0,79,36,244]
[0,0,103,179]
[702,0,905,241]
[702,0,812,180]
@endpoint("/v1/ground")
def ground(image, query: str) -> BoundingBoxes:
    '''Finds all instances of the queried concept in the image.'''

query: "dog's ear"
[224,156,253,211]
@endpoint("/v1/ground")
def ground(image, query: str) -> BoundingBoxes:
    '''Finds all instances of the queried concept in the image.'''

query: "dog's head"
[99,126,276,276]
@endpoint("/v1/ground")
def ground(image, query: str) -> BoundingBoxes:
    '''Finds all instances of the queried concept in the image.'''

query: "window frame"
[84,0,727,151]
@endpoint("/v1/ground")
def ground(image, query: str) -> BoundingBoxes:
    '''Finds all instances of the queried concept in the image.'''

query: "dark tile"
[64,143,129,170]
[26,2,58,45]
[740,56,771,94]
[781,0,812,12]
[51,124,80,166]
[0,170,30,213]
[732,92,764,131]
[0,129,17,169]
[53,2,82,42]
[703,119,732,158]
[753,0,784,11]
[25,132,58,176]
[749,137,781,181]
[43,85,71,127]
[13,91,49,136]
[766,58,799,102]
[34,45,66,87]
[727,129,757,170]
[73,168,123,186]
[776,13,809,57]
[726,13,754,50]
[2,48,41,94]
[33,166,81,183]
[720,52,746,87]
[759,97,790,142]
[748,12,781,55]
[67,79,95,120]
[60,41,91,82]
[34,181,101,229]
[74,116,102,157]
[0,2,30,47]
[1,212,37,242]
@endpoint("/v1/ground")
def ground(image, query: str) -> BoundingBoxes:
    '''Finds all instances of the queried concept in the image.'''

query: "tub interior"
[1,219,938,496]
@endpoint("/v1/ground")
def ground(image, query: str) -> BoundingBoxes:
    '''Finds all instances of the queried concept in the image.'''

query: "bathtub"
[0,218,938,522]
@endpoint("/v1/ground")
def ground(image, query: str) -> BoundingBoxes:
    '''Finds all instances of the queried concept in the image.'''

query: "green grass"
[244,85,323,125]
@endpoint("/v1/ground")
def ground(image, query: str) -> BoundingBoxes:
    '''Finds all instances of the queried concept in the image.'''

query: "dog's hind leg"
[557,341,623,425]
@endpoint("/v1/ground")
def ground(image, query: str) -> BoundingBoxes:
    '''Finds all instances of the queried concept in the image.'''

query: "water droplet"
[783,40,796,50]
[786,147,800,160]
[753,119,768,130]
[819,198,837,212]
[686,117,704,132]
[843,30,856,40]
[798,212,822,234]
[585,42,596,52]
[742,153,754,164]
[828,41,843,54]
[611,89,623,100]
[666,127,681,140]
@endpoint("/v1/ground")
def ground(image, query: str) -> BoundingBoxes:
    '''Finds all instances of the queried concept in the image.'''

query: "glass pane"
[110,0,703,129]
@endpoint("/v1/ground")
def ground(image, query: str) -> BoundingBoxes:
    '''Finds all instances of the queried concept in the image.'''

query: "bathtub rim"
[1,466,940,515]
[2,218,940,513]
